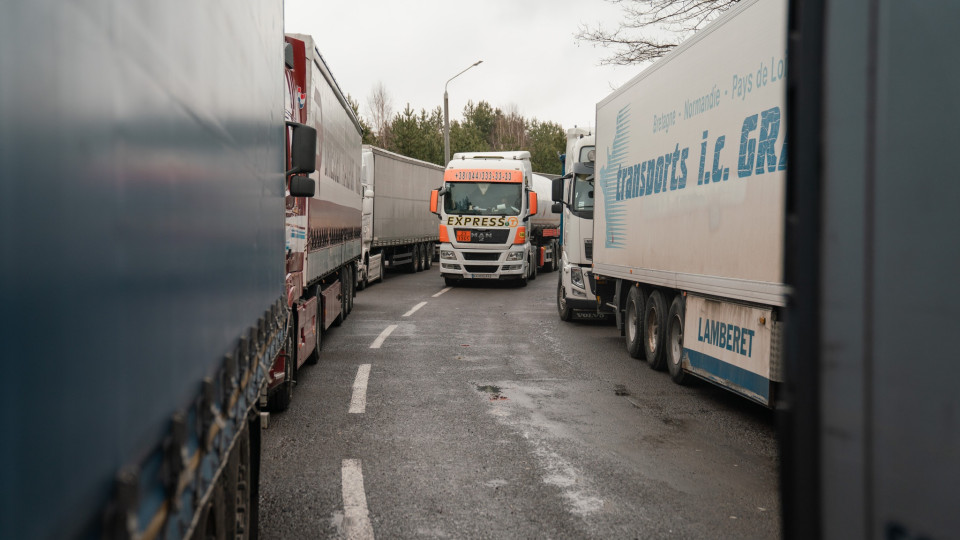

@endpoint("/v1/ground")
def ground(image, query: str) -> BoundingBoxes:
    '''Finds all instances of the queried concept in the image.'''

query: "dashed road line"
[402,301,428,317]
[341,459,374,539]
[432,287,452,298]
[349,364,371,414]
[369,324,397,349]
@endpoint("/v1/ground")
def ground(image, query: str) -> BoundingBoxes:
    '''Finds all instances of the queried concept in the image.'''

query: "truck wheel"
[409,245,420,273]
[625,286,644,359]
[358,257,368,291]
[345,265,354,316]
[425,245,433,269]
[529,253,537,281]
[557,275,572,321]
[644,290,667,370]
[666,295,690,385]
[268,331,295,411]
[377,256,385,283]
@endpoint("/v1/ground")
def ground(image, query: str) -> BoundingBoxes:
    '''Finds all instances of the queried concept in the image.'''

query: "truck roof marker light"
[439,224,450,243]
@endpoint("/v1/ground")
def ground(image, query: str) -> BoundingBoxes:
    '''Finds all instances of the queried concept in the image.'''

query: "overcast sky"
[284,0,647,131]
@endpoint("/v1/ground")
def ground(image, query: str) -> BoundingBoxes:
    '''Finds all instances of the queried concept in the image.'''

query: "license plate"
[470,273,497,279]
[456,230,472,242]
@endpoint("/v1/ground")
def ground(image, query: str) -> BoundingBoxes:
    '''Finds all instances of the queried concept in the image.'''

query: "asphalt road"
[259,265,780,539]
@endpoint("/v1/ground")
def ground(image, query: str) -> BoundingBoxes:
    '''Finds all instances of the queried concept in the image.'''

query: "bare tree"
[576,0,740,65]
[367,82,394,147]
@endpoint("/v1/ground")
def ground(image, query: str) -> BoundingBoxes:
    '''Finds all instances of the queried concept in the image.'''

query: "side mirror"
[528,191,538,216]
[286,121,316,177]
[289,175,315,197]
[551,176,566,203]
[430,189,439,214]
[551,202,562,214]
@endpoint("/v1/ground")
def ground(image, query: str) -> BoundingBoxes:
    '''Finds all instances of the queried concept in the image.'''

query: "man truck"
[430,151,540,286]
[266,34,364,412]
[0,2,315,537]
[358,145,444,288]
[591,0,788,407]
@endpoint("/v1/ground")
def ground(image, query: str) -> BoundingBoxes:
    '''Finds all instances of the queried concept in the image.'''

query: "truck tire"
[529,253,537,281]
[409,245,420,273]
[666,295,690,385]
[377,256,385,283]
[345,265,354,316]
[557,275,572,321]
[625,286,644,359]
[644,290,668,370]
[425,245,433,269]
[358,256,368,291]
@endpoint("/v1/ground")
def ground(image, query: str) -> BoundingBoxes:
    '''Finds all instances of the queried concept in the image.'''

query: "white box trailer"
[358,146,444,287]
[592,0,788,406]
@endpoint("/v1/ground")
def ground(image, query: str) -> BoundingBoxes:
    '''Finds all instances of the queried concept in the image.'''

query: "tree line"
[347,90,567,175]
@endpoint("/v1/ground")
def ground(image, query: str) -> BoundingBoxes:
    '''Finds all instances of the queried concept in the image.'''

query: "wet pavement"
[259,266,780,539]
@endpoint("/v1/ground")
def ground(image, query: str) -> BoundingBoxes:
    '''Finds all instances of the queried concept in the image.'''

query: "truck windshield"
[444,182,523,216]
[572,174,594,218]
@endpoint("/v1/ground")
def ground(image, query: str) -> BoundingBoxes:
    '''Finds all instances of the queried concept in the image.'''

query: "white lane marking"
[402,301,427,317]
[349,364,371,414]
[432,287,452,298]
[369,324,397,349]
[341,459,375,540]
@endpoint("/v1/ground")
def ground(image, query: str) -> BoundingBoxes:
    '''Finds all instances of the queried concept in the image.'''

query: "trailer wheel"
[358,256,368,291]
[644,290,668,370]
[346,264,354,316]
[377,256,385,283]
[529,252,537,281]
[557,274,572,321]
[666,295,690,385]
[625,286,644,358]
[409,244,421,273]
[425,244,433,270]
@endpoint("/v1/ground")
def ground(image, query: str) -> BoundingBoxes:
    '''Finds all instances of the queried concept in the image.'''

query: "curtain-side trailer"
[591,0,789,407]
[266,34,364,412]
[358,145,443,287]
[0,1,317,537]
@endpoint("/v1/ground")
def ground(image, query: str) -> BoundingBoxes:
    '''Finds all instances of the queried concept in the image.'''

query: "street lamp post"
[443,60,483,166]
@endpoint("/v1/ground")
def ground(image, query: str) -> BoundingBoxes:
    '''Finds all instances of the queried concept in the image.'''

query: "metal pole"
[443,60,483,166]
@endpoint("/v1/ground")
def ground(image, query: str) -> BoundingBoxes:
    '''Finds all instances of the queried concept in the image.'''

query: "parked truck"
[0,2,315,537]
[780,0,959,537]
[529,173,562,274]
[430,151,540,286]
[591,0,788,407]
[552,134,615,321]
[265,34,365,412]
[358,145,444,288]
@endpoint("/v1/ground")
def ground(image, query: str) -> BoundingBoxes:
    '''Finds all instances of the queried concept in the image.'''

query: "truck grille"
[463,265,500,273]
[462,252,501,261]
[454,228,510,244]
[584,239,593,260]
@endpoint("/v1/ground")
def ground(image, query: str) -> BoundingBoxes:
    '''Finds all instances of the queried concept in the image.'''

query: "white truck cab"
[431,151,540,286]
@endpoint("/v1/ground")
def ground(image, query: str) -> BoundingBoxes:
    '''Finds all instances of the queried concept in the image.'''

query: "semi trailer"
[0,2,315,537]
[266,34,364,412]
[591,0,789,407]
[358,145,444,288]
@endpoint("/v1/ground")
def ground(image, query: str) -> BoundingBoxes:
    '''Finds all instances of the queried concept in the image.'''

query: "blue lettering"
[712,136,728,182]
[718,323,727,349]
[698,318,704,342]
[733,326,741,354]
[726,324,734,351]
[755,107,781,174]
[778,133,788,171]
[616,165,623,201]
[632,163,642,198]
[639,162,647,197]
[738,114,758,177]
[678,147,689,189]
[654,156,665,193]
[645,159,656,195]
[745,329,755,357]
[669,144,681,190]
[624,166,633,199]
[698,131,708,185]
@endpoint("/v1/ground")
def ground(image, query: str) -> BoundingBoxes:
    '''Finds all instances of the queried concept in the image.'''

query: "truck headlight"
[570,267,584,288]
[441,250,456,260]
[506,251,524,261]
